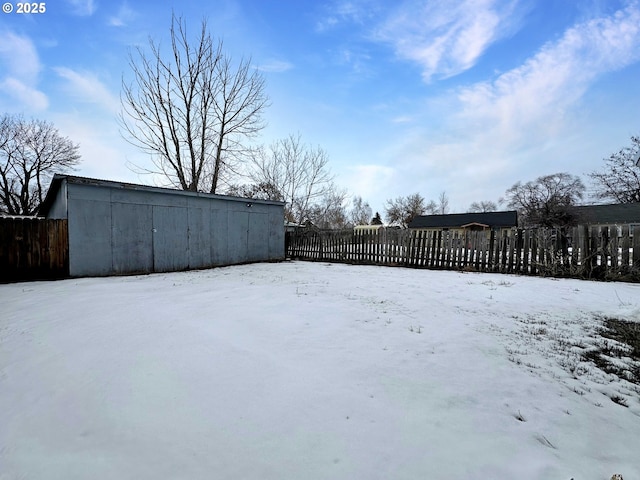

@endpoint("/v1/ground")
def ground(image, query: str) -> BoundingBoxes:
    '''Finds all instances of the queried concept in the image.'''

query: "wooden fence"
[286,225,640,281]
[0,217,69,282]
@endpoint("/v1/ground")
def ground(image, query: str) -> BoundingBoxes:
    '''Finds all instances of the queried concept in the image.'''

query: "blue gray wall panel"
[56,181,284,277]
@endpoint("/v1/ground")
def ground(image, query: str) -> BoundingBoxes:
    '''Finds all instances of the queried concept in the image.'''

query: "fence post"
[621,225,630,270]
[632,226,640,270]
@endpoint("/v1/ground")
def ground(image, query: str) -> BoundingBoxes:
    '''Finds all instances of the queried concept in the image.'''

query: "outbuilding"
[39,175,285,277]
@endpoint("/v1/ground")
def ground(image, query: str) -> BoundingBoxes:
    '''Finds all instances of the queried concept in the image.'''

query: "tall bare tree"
[0,114,80,215]
[249,133,334,224]
[468,200,498,213]
[505,172,585,227]
[350,195,372,225]
[307,186,349,229]
[120,14,268,193]
[436,191,450,215]
[589,135,640,203]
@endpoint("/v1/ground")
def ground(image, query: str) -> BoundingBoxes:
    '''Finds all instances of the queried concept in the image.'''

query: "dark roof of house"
[408,210,518,229]
[569,203,640,225]
[38,174,285,216]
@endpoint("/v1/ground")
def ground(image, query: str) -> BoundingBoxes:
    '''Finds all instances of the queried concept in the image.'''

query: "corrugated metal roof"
[408,211,518,229]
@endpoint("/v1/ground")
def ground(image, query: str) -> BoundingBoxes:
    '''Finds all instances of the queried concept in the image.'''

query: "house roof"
[38,174,285,216]
[569,203,640,225]
[408,211,518,229]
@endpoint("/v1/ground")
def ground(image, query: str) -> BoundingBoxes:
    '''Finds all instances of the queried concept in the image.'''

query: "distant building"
[353,224,386,234]
[569,203,640,236]
[39,174,285,277]
[408,211,518,238]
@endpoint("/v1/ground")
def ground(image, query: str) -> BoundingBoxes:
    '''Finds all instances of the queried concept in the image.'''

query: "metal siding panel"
[210,209,229,265]
[227,209,249,264]
[268,207,285,260]
[110,189,188,208]
[187,206,211,268]
[46,180,69,219]
[152,206,189,272]
[67,198,112,277]
[248,212,269,261]
[111,202,153,274]
[68,183,111,202]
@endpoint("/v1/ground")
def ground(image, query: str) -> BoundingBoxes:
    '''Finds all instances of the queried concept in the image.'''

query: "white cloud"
[0,78,49,111]
[341,164,397,202]
[316,0,379,32]
[0,31,48,111]
[53,112,147,183]
[54,67,120,114]
[384,2,640,210]
[374,0,521,81]
[66,0,97,16]
[108,2,136,27]
[456,1,640,141]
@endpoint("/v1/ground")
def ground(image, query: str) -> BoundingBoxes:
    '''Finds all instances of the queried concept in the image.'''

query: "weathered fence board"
[0,217,69,282]
[285,225,639,282]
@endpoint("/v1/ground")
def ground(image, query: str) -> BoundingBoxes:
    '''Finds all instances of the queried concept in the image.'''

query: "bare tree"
[120,14,268,193]
[224,181,282,201]
[0,114,80,215]
[468,200,498,213]
[505,172,585,227]
[385,193,427,228]
[589,135,640,203]
[350,195,372,225]
[249,133,334,224]
[436,191,450,215]
[307,186,349,229]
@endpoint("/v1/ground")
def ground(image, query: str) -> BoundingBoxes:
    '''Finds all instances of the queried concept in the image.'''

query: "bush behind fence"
[286,225,640,282]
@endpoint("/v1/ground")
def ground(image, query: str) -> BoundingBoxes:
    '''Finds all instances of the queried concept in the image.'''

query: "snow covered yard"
[1,261,639,480]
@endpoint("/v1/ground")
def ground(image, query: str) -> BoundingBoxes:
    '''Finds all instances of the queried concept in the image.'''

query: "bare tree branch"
[248,133,334,224]
[0,114,81,215]
[505,172,585,227]
[120,14,268,193]
[589,135,640,203]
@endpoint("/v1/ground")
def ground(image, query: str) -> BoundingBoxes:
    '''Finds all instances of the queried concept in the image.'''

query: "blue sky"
[1,0,639,215]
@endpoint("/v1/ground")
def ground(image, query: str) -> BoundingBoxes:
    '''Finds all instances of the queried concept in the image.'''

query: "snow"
[1,261,639,479]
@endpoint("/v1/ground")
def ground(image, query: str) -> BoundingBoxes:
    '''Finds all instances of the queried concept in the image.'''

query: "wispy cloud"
[0,31,48,111]
[374,0,522,81]
[316,0,379,32]
[108,2,136,27]
[256,60,294,73]
[66,0,97,16]
[54,68,119,114]
[456,1,640,140]
[386,1,640,208]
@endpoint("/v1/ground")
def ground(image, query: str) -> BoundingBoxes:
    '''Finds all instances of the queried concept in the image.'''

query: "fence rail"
[0,217,69,282]
[286,225,640,281]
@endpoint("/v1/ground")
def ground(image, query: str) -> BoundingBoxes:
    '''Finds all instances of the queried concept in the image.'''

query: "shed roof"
[38,174,285,216]
[569,203,640,225]
[408,211,518,229]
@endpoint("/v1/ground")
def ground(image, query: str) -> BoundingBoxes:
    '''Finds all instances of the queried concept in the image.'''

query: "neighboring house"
[39,174,285,277]
[569,203,640,236]
[408,211,518,239]
[353,224,386,234]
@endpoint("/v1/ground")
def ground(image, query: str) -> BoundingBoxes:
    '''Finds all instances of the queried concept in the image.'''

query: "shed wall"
[64,183,284,277]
